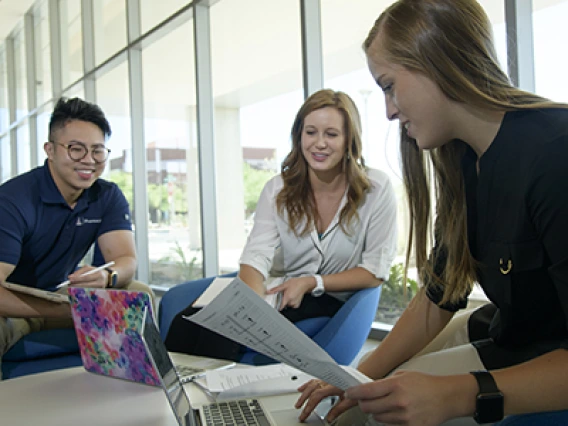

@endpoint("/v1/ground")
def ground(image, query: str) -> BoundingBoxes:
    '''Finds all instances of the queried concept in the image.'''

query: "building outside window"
[140,19,200,287]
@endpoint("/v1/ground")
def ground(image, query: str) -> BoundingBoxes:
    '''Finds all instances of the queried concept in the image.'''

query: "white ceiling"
[0,0,36,40]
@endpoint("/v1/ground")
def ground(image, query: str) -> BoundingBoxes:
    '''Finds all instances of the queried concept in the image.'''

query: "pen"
[180,372,207,384]
[191,377,216,399]
[56,261,115,289]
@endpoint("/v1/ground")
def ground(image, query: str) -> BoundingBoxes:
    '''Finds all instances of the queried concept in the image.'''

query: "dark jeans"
[164,293,343,362]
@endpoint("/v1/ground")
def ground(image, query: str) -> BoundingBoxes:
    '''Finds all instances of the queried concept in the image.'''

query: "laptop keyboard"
[202,399,270,426]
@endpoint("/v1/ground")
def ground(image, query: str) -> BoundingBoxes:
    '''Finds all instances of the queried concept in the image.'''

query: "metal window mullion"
[48,0,63,98]
[25,12,39,167]
[6,37,17,177]
[81,0,96,102]
[505,0,535,92]
[193,2,219,276]
[300,0,323,98]
[126,0,150,284]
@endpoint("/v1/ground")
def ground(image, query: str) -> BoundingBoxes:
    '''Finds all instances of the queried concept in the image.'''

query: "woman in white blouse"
[165,89,398,360]
[239,88,397,319]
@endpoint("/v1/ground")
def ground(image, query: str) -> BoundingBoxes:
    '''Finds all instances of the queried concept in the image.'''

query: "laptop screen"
[141,309,193,426]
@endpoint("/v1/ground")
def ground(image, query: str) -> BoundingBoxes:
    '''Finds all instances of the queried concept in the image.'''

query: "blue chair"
[2,328,82,379]
[495,411,568,425]
[158,274,381,366]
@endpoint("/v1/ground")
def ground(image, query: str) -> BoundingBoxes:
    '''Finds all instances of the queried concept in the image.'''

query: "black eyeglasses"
[53,142,111,163]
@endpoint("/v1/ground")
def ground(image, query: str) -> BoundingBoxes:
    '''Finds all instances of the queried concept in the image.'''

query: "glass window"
[0,47,8,133]
[96,60,133,216]
[142,20,200,287]
[322,0,507,198]
[34,0,52,106]
[478,0,508,69]
[14,28,28,120]
[140,0,188,34]
[322,0,398,190]
[62,83,84,101]
[210,0,303,274]
[36,102,52,166]
[321,0,506,325]
[533,0,568,102]
[17,121,30,174]
[59,0,83,89]
[1,135,10,182]
[93,0,127,65]
[321,1,405,325]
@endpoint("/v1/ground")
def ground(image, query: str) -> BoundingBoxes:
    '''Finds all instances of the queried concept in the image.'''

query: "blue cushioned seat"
[158,274,381,366]
[2,328,82,379]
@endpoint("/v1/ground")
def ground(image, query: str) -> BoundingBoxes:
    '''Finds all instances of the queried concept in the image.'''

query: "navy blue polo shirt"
[0,161,132,290]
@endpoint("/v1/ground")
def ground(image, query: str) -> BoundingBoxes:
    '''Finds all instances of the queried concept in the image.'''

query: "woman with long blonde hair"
[238,89,397,311]
[166,89,398,361]
[297,1,568,425]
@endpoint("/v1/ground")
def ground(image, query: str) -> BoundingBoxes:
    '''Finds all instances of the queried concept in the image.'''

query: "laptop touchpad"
[269,408,325,425]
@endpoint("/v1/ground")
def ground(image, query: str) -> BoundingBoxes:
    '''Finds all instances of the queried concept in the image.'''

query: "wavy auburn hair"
[364,0,565,305]
[277,89,370,236]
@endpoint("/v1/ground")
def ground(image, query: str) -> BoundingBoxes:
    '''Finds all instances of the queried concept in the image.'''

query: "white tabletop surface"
[0,366,195,426]
[0,354,318,426]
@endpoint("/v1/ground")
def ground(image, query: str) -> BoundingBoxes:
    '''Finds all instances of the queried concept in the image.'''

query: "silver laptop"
[139,308,327,426]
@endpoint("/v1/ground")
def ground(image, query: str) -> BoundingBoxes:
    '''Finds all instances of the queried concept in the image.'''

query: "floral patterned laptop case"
[68,287,161,386]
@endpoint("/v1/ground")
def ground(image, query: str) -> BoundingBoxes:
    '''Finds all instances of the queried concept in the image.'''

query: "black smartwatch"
[105,268,118,288]
[470,370,504,424]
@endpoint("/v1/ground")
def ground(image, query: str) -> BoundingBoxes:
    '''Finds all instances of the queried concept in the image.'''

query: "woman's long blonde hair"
[277,89,370,236]
[364,0,565,305]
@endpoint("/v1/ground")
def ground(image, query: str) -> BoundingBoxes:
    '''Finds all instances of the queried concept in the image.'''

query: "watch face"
[475,393,504,423]
[312,288,325,297]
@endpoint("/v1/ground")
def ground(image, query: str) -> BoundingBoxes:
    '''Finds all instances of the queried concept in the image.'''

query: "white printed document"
[202,363,365,401]
[183,277,371,391]
[193,276,282,309]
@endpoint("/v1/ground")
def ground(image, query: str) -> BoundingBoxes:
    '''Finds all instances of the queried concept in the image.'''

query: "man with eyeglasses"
[0,97,154,379]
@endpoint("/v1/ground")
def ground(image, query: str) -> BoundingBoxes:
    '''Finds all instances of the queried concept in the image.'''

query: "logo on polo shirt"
[76,217,102,226]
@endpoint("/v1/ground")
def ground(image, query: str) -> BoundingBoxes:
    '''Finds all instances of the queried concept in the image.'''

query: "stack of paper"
[195,364,311,400]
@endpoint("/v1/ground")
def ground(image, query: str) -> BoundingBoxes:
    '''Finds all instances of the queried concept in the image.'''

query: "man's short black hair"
[48,97,112,141]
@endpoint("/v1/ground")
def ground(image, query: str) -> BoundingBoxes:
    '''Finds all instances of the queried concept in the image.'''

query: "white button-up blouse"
[239,168,398,302]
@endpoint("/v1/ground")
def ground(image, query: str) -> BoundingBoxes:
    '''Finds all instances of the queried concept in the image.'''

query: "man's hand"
[66,265,108,289]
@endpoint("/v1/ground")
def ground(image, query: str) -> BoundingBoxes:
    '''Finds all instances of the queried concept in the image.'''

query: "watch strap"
[471,370,499,394]
[470,370,504,424]
[311,274,325,297]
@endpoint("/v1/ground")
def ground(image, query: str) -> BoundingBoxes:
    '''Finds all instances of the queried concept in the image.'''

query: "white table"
[0,355,319,426]
[0,366,191,426]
